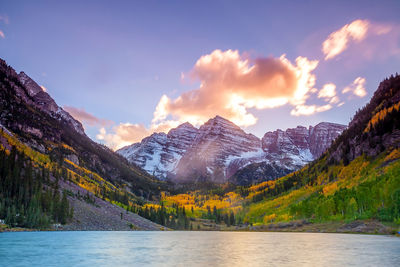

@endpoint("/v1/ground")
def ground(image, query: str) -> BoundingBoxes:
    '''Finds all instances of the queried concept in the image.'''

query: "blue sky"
[1,0,399,149]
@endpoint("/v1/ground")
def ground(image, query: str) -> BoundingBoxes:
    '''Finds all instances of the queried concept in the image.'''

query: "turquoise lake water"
[0,231,399,266]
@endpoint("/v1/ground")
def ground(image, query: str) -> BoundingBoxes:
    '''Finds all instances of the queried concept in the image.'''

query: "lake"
[1,231,399,266]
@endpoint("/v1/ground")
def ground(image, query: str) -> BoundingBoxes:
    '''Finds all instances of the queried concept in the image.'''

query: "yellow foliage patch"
[322,182,338,196]
[365,101,400,132]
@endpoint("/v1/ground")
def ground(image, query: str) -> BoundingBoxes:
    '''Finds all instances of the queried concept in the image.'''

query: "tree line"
[0,146,73,228]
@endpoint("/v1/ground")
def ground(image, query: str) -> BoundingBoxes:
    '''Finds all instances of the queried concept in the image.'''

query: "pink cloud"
[322,19,369,60]
[322,19,400,62]
[96,124,149,150]
[342,77,367,98]
[63,106,113,127]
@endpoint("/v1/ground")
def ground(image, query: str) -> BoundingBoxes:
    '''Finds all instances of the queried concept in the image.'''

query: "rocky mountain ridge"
[118,116,346,184]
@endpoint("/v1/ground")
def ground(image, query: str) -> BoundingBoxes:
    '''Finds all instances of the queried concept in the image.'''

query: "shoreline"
[2,220,399,236]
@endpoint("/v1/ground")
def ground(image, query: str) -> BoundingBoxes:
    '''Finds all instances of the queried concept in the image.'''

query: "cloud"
[152,49,331,129]
[317,83,341,105]
[322,19,400,62]
[0,30,4,39]
[342,77,367,98]
[329,96,340,104]
[96,124,150,150]
[322,19,369,60]
[318,83,336,98]
[63,106,113,127]
[291,104,332,116]
[95,119,181,150]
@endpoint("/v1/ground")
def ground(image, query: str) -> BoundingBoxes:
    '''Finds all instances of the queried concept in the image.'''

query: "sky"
[0,0,399,150]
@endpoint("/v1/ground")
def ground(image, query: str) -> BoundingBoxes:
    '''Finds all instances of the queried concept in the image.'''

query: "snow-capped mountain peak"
[117,116,346,184]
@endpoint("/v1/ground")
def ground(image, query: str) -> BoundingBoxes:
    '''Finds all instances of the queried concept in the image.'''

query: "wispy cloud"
[64,106,113,127]
[322,19,398,61]
[96,124,150,150]
[322,19,369,60]
[0,30,4,39]
[96,119,181,150]
[291,104,332,116]
[342,77,367,98]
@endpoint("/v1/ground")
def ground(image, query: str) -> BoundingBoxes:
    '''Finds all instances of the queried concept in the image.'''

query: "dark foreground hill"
[0,58,166,230]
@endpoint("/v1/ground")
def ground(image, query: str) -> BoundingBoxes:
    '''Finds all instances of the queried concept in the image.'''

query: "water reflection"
[1,231,399,267]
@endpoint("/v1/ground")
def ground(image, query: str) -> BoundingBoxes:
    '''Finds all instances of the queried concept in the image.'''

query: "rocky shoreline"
[230,220,399,235]
[2,218,398,235]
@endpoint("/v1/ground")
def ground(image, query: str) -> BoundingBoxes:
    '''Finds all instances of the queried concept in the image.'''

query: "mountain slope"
[0,58,164,198]
[238,73,400,226]
[0,58,166,230]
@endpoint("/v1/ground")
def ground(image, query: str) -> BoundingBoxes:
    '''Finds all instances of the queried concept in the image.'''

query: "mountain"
[174,115,261,183]
[118,122,199,177]
[118,115,345,184]
[0,58,165,230]
[230,122,346,185]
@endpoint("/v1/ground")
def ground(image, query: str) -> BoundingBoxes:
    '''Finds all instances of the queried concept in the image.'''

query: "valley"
[0,57,399,234]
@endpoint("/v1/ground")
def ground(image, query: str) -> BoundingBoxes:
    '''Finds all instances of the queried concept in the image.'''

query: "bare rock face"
[309,122,347,158]
[17,72,85,135]
[118,115,346,185]
[262,123,346,160]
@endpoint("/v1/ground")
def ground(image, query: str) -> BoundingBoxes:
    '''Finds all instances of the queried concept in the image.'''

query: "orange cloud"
[64,106,113,127]
[152,49,324,129]
[96,120,181,150]
[96,124,150,150]
[342,77,367,98]
[0,30,4,39]
[323,19,369,60]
